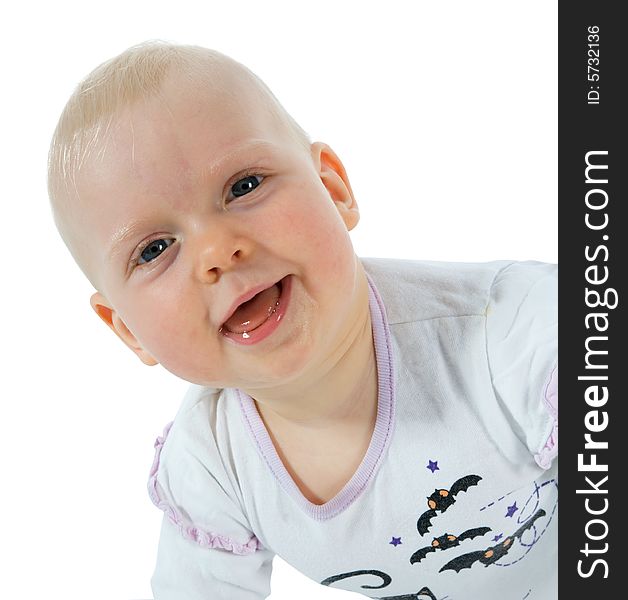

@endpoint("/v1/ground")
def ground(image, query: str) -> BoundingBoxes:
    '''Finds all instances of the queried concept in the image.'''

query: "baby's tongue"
[223,284,280,334]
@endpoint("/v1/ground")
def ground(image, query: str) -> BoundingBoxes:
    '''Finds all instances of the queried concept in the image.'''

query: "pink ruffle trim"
[147,421,261,555]
[534,365,558,470]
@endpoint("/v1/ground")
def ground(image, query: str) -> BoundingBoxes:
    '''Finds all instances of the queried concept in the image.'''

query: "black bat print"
[410,526,491,564]
[417,474,482,535]
[439,508,547,573]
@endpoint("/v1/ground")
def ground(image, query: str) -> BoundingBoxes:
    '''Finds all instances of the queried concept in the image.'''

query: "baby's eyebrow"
[107,220,154,263]
[197,139,279,181]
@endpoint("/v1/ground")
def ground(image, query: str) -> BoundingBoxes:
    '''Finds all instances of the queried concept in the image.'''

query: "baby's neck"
[246,265,378,433]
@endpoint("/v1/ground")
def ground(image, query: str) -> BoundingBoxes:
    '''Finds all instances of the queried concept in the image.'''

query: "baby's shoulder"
[151,384,247,494]
[361,256,514,324]
[148,385,258,551]
[167,383,222,438]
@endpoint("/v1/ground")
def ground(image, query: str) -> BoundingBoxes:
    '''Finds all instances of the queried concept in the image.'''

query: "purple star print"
[506,502,519,518]
[389,537,402,547]
[492,533,503,542]
[427,460,439,473]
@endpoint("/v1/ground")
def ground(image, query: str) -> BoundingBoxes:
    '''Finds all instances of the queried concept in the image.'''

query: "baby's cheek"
[123,289,196,366]
[135,313,180,362]
[312,218,356,276]
[286,197,353,256]
[146,321,220,384]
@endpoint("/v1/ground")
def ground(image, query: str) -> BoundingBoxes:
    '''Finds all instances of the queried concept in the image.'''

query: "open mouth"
[218,275,292,345]
[221,279,283,335]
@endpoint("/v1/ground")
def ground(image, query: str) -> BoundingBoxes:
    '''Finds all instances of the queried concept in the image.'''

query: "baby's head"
[48,41,366,391]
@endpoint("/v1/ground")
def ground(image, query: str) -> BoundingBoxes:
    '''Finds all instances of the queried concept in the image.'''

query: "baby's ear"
[310,142,359,231]
[90,292,158,366]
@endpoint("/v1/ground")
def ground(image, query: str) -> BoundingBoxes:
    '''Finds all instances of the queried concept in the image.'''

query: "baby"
[48,42,558,600]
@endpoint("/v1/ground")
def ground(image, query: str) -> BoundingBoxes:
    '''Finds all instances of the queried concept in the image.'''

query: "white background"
[1,1,556,598]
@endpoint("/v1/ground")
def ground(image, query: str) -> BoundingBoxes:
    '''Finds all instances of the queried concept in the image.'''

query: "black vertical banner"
[559,1,626,597]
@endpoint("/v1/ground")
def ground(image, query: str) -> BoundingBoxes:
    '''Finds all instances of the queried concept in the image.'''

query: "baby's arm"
[148,393,275,600]
[486,261,558,469]
[151,516,273,600]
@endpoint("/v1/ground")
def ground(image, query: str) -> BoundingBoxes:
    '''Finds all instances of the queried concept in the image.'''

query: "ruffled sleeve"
[148,386,274,599]
[485,262,558,470]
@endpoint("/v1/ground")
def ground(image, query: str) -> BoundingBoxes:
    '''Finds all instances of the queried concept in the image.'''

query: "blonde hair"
[47,40,310,288]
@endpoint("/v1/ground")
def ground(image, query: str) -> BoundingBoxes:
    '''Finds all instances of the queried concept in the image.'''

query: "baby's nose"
[193,229,249,284]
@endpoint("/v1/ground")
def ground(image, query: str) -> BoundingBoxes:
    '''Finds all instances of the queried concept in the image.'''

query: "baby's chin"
[237,337,324,390]
[176,326,325,391]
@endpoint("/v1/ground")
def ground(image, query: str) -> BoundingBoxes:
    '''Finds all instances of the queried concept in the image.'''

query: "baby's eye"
[230,174,263,198]
[137,238,175,265]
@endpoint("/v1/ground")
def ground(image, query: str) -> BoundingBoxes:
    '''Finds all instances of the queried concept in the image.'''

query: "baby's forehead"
[94,98,287,197]
[108,69,292,161]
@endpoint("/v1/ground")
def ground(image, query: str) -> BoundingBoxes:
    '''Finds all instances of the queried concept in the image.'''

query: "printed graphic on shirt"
[378,587,439,600]
[439,476,557,574]
[320,473,556,598]
[320,571,439,600]
[439,508,546,573]
[321,569,391,589]
[410,527,492,564]
[470,476,558,564]
[416,474,482,535]
[426,460,439,473]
